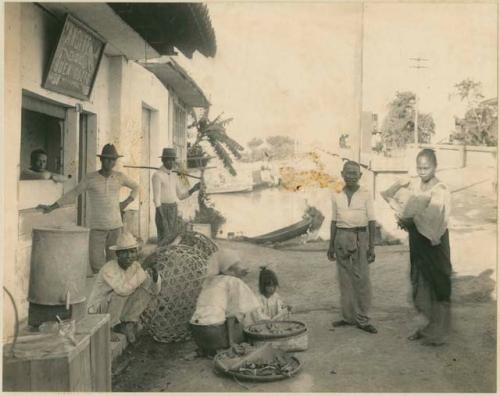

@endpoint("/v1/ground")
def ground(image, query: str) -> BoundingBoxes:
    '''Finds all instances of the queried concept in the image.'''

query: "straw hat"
[109,231,139,251]
[97,144,123,159]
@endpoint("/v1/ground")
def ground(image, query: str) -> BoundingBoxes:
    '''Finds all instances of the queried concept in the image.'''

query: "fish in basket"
[214,343,302,382]
[244,320,308,352]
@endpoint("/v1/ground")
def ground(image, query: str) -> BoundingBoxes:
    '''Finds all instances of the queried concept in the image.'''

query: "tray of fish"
[213,343,302,382]
[244,320,307,340]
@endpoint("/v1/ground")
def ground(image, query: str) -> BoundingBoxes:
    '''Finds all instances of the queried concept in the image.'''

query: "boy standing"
[327,161,377,334]
[152,148,200,245]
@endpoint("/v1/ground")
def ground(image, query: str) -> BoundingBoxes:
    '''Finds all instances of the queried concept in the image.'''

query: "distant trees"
[245,135,295,161]
[380,91,435,149]
[450,79,497,146]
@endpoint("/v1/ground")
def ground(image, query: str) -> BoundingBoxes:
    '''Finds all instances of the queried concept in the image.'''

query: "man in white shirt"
[39,144,140,273]
[152,148,200,245]
[87,232,161,343]
[327,161,377,334]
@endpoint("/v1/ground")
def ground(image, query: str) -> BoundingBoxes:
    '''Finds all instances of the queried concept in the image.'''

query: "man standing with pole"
[39,144,140,274]
[152,148,200,245]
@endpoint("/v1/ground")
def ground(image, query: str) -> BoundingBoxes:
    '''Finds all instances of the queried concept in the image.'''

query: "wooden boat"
[243,218,313,244]
[206,184,253,194]
[236,205,324,245]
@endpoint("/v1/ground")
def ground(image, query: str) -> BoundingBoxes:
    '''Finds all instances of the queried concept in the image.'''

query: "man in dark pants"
[40,144,139,273]
[152,148,200,245]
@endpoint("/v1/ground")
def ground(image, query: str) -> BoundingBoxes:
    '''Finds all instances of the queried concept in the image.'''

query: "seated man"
[21,149,68,182]
[87,231,161,343]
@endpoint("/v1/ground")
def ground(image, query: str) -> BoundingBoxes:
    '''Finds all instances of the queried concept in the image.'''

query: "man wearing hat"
[152,147,200,245]
[40,144,140,273]
[87,231,161,343]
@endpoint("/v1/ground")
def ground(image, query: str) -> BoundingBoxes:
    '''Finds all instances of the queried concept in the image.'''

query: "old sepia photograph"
[2,1,497,392]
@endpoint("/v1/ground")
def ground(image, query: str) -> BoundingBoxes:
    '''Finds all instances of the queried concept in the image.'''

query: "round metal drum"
[28,226,89,305]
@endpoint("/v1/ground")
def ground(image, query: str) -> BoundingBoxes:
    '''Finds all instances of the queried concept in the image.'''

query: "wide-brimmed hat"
[159,147,177,159]
[109,231,139,251]
[97,144,123,159]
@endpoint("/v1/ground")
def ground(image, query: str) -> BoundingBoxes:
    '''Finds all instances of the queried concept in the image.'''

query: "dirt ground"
[113,171,497,393]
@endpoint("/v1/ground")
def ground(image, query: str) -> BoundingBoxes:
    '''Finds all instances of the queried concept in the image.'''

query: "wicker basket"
[141,244,210,343]
[179,231,218,258]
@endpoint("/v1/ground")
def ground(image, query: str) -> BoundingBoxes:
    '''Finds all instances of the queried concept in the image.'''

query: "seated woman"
[258,266,292,321]
[21,149,68,182]
[189,249,264,357]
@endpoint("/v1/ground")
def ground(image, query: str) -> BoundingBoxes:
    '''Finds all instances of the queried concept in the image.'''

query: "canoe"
[244,218,313,244]
[206,184,253,194]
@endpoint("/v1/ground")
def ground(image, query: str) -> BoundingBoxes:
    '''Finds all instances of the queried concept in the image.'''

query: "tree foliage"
[381,91,435,149]
[189,108,244,176]
[247,138,263,148]
[450,79,497,146]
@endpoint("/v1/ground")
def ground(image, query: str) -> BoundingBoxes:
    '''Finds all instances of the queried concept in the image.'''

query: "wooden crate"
[3,314,111,392]
[77,314,111,391]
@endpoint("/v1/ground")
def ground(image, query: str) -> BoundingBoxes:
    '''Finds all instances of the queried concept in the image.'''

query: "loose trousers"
[334,229,372,326]
[89,228,122,274]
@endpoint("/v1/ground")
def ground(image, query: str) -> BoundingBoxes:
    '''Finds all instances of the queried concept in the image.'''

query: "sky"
[176,2,498,150]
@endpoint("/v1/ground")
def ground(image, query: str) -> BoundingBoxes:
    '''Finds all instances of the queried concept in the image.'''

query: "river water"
[208,187,333,240]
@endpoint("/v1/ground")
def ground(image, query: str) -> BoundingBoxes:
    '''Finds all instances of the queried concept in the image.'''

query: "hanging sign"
[43,14,106,100]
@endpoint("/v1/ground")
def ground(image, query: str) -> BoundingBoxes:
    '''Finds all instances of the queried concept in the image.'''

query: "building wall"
[4,3,174,341]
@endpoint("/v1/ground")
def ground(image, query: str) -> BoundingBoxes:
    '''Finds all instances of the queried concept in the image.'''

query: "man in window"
[21,148,68,182]
[152,147,200,245]
[39,144,140,274]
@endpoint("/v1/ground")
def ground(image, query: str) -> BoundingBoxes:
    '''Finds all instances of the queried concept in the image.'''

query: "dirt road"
[113,171,496,393]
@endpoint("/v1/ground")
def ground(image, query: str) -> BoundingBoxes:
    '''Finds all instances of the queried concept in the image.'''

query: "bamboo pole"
[123,165,203,180]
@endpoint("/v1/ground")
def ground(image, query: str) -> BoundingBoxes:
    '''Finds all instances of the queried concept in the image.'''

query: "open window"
[19,95,66,180]
[172,99,187,163]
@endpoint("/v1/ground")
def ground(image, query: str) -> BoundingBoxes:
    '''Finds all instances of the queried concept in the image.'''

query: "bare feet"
[408,331,423,341]
[421,338,445,346]
[357,324,378,334]
[332,320,354,327]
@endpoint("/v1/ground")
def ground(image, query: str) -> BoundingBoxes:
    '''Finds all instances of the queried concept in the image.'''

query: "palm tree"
[188,107,244,237]
[188,108,244,176]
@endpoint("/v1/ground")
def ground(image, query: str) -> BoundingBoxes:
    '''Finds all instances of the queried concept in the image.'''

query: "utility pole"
[409,57,429,144]
[354,2,365,163]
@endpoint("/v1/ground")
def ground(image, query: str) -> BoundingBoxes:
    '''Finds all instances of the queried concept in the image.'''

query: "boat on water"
[235,206,324,245]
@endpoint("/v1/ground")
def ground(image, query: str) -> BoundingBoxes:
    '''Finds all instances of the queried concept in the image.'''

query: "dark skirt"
[189,319,245,357]
[407,224,452,343]
[408,225,452,302]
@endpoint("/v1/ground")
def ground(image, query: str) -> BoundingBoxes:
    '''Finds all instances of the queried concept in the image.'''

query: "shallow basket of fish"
[213,343,302,382]
[244,320,307,340]
[141,244,209,343]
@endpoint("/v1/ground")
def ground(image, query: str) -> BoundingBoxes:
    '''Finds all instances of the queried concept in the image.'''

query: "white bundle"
[381,178,431,218]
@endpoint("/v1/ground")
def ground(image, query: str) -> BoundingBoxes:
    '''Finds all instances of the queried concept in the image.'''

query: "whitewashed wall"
[4,3,174,340]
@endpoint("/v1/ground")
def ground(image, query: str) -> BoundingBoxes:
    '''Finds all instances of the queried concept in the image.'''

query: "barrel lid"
[32,225,90,233]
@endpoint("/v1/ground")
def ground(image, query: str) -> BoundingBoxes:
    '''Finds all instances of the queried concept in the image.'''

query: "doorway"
[140,107,152,243]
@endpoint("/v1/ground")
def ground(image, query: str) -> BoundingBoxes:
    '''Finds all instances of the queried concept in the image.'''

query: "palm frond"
[208,136,236,175]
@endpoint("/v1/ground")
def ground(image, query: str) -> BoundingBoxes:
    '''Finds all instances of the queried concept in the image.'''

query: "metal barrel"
[28,226,89,305]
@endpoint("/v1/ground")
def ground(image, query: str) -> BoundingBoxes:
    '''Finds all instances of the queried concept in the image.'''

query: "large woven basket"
[180,231,218,258]
[141,243,211,343]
